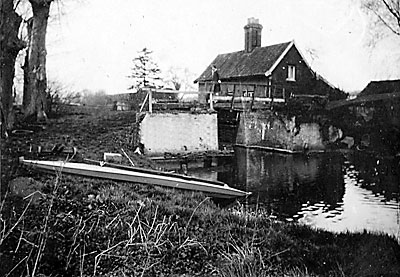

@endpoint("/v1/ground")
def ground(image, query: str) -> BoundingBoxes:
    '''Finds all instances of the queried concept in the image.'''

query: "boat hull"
[20,158,249,199]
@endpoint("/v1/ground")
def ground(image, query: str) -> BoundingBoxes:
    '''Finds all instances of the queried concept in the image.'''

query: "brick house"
[195,18,345,102]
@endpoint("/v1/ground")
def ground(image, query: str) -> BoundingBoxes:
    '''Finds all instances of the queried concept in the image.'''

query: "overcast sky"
[45,0,400,94]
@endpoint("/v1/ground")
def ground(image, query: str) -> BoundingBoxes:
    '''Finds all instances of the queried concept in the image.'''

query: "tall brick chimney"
[244,17,263,53]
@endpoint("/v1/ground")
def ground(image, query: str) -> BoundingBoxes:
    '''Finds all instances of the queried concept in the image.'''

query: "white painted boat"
[19,158,250,199]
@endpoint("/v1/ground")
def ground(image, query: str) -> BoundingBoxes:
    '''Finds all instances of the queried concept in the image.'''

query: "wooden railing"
[201,81,287,110]
[140,88,200,113]
[139,84,288,112]
[201,81,287,100]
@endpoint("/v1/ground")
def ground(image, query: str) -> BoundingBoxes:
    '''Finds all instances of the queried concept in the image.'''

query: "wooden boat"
[19,158,250,199]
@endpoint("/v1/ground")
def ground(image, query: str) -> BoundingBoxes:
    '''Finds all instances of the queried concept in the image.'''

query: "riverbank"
[1,105,400,276]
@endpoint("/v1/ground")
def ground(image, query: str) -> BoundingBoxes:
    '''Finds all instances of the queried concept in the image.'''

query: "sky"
[44,0,400,94]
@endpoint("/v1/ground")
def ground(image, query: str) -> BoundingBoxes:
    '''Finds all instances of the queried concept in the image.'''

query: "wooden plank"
[235,144,302,154]
[139,92,149,113]
[214,96,285,103]
[141,88,199,94]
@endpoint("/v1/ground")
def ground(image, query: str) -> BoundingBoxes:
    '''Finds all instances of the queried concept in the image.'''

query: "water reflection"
[188,148,400,237]
[231,148,346,219]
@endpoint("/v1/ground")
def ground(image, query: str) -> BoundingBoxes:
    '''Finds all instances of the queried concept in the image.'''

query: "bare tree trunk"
[0,0,25,135]
[23,18,33,111]
[23,0,52,122]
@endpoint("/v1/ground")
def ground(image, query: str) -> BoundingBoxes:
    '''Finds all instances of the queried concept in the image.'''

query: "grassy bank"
[1,106,400,276]
[2,173,400,276]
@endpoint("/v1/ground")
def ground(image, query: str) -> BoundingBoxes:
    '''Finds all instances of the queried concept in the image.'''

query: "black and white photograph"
[1,0,400,276]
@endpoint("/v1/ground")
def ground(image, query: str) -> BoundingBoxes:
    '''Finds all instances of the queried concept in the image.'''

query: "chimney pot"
[247,17,259,24]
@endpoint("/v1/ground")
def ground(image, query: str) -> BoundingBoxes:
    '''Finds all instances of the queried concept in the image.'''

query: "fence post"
[148,89,153,113]
[230,85,236,110]
[268,85,271,99]
[210,90,214,110]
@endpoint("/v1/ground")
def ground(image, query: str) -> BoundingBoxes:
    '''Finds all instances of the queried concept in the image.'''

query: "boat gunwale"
[20,158,250,198]
[83,158,228,186]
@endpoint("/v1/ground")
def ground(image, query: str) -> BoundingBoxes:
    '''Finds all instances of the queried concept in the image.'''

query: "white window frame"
[287,65,296,81]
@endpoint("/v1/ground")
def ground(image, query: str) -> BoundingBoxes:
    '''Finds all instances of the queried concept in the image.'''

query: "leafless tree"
[23,0,54,122]
[361,0,400,41]
[165,67,182,90]
[0,0,26,135]
[46,79,80,112]
[164,66,197,91]
[1,0,56,132]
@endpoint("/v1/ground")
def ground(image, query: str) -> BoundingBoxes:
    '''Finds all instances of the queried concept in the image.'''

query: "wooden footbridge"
[139,84,290,113]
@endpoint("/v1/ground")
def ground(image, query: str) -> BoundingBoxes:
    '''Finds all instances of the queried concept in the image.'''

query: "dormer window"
[287,65,296,81]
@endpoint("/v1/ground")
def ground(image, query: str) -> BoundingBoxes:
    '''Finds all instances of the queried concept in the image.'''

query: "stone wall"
[236,111,325,152]
[139,112,218,155]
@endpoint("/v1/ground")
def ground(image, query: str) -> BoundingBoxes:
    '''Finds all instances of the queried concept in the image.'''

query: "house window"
[243,85,255,97]
[227,84,235,96]
[287,65,296,81]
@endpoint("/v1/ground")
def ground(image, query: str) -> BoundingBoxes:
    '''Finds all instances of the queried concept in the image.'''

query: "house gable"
[269,43,315,95]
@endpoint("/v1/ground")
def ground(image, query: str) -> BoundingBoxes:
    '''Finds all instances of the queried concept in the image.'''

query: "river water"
[188,148,400,238]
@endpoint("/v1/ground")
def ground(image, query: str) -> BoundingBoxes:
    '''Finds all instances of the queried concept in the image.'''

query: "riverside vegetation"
[1,105,400,276]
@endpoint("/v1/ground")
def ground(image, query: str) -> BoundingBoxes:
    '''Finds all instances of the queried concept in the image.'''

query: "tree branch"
[376,9,400,35]
[382,0,400,33]
[364,0,400,36]
[382,0,400,18]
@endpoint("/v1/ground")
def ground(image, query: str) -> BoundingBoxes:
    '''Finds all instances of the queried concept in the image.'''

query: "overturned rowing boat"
[19,158,250,199]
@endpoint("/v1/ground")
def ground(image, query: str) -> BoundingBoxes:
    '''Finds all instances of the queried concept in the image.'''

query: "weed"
[219,239,268,277]
[1,160,400,276]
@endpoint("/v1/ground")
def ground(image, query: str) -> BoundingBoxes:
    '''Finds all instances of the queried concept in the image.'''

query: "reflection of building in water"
[233,147,345,218]
[184,148,398,237]
[299,159,400,236]
[188,149,398,237]
[349,152,400,200]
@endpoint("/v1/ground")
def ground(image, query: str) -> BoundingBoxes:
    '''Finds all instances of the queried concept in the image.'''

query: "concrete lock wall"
[140,112,219,155]
[236,111,325,152]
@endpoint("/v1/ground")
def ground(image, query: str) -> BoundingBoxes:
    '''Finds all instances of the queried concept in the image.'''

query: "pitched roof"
[196,41,293,82]
[326,92,400,110]
[359,79,400,96]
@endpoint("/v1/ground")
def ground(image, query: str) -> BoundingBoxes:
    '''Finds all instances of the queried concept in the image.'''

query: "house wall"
[139,112,219,155]
[198,46,318,98]
[236,111,326,152]
[271,46,316,96]
[199,77,270,99]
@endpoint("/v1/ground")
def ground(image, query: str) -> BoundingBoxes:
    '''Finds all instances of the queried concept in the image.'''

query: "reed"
[1,172,400,276]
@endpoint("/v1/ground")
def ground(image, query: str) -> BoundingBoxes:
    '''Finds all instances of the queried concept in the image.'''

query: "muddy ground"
[1,105,157,190]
